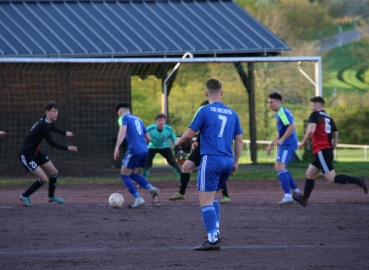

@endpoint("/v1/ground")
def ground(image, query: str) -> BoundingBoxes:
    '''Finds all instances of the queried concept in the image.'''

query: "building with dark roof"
[0,0,290,58]
[0,0,291,172]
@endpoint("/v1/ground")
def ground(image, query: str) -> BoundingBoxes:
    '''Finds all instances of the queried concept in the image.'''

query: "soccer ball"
[109,193,124,208]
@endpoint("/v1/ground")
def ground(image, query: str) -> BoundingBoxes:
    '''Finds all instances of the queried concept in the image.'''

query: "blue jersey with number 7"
[189,102,243,157]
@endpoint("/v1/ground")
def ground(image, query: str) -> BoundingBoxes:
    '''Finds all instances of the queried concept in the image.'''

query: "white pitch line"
[0,244,367,256]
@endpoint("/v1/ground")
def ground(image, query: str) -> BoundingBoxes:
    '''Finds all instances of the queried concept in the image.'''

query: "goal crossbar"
[0,56,322,96]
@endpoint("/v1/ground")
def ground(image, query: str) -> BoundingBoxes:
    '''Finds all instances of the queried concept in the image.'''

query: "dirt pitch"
[1,178,368,270]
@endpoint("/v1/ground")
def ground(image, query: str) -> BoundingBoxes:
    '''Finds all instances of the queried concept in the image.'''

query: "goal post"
[0,56,321,178]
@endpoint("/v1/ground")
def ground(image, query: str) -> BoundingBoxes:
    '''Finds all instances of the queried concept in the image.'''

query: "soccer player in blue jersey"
[142,114,183,182]
[266,92,301,204]
[170,100,232,203]
[114,102,160,208]
[176,79,243,251]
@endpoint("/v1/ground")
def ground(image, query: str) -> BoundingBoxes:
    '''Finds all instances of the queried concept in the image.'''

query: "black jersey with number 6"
[19,116,68,155]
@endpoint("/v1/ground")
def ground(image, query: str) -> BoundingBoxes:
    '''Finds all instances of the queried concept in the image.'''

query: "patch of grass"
[1,161,367,185]
[323,41,369,94]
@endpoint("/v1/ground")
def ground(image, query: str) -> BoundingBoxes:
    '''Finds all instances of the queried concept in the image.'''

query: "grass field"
[323,41,369,95]
[1,156,367,186]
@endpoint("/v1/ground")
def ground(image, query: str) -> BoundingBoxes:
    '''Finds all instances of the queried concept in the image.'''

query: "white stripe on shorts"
[21,155,33,171]
[199,155,207,191]
[318,151,329,173]
[281,150,288,164]
[123,154,131,168]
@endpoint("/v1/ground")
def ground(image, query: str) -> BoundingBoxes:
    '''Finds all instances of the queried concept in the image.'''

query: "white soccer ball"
[109,193,124,208]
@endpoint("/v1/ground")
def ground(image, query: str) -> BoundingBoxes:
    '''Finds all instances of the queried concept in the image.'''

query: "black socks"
[221,183,229,198]
[303,179,315,200]
[23,179,44,197]
[334,174,359,185]
[179,173,190,195]
[48,174,58,198]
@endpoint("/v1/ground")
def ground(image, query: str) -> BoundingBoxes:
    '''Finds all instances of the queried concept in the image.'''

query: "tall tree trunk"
[234,62,257,163]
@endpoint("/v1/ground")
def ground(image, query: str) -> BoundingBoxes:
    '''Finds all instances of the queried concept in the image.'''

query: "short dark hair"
[200,100,209,106]
[115,102,130,112]
[205,79,222,91]
[268,92,282,101]
[155,113,166,120]
[310,96,325,105]
[44,101,58,111]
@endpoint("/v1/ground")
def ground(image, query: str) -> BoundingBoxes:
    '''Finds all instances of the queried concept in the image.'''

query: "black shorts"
[311,148,334,174]
[19,151,49,172]
[146,148,177,168]
[187,147,201,167]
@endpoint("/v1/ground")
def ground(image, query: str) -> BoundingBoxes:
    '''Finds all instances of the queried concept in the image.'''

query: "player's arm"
[44,132,69,151]
[114,125,127,159]
[51,125,74,137]
[50,125,66,135]
[332,131,338,150]
[298,123,316,149]
[231,134,243,175]
[266,134,279,156]
[144,132,151,145]
[175,128,196,146]
[274,123,296,146]
[168,127,177,144]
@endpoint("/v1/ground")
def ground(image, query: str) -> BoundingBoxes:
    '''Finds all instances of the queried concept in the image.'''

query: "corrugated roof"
[0,0,290,58]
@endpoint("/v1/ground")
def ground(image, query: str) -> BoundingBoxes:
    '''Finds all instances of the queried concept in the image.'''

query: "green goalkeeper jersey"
[147,124,177,149]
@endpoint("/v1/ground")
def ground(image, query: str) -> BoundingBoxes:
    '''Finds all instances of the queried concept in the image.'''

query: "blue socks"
[201,205,218,243]
[130,173,151,189]
[201,205,217,233]
[213,198,220,233]
[278,170,291,194]
[286,170,298,190]
[120,174,140,198]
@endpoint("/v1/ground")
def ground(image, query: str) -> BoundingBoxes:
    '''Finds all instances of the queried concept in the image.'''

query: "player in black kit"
[19,101,77,207]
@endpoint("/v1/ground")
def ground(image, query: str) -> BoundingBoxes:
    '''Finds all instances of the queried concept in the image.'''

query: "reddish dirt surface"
[1,178,368,269]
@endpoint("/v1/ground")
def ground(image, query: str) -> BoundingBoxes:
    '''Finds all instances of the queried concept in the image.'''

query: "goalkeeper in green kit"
[141,113,184,184]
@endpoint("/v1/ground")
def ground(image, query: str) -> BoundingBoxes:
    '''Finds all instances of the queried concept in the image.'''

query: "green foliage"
[131,75,162,126]
[360,68,369,84]
[323,41,369,94]
[329,102,369,144]
[280,0,334,40]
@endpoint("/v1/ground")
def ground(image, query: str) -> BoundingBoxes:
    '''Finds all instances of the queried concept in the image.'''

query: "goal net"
[0,57,320,178]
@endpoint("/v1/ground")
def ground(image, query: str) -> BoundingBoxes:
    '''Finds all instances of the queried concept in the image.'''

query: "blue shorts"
[197,155,233,192]
[122,150,148,170]
[276,146,295,165]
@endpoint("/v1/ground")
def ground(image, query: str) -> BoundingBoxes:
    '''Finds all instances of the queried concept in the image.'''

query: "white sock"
[208,232,218,243]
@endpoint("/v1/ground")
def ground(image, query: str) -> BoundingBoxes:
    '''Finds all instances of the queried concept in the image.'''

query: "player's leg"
[312,148,368,193]
[220,182,231,203]
[293,163,320,207]
[275,148,299,204]
[333,174,367,193]
[169,159,196,200]
[129,152,159,204]
[170,148,200,200]
[159,148,182,179]
[214,158,233,240]
[143,148,156,180]
[19,153,48,206]
[40,159,64,204]
[120,152,145,208]
[194,155,229,251]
